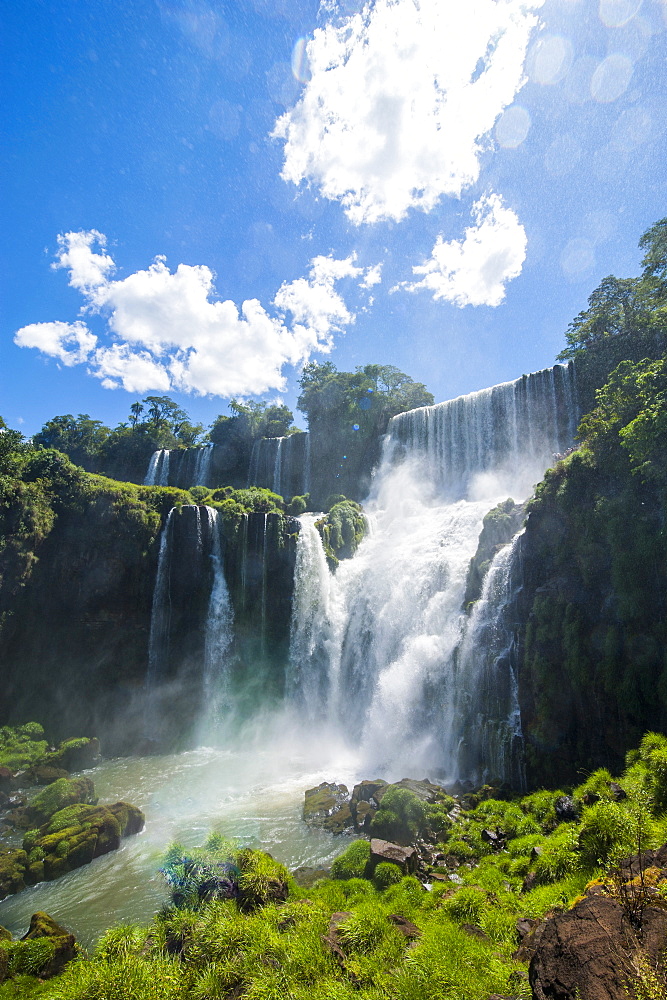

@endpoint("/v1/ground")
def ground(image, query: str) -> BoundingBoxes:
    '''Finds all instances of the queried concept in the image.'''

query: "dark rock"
[23,800,145,885]
[50,737,101,772]
[582,791,600,806]
[529,893,667,1000]
[21,911,77,977]
[608,782,627,802]
[0,926,11,942]
[521,871,539,893]
[24,765,69,786]
[388,778,444,804]
[516,917,540,941]
[0,768,12,795]
[292,866,330,888]
[370,839,418,874]
[554,795,579,822]
[513,916,549,963]
[353,799,376,830]
[321,911,351,964]
[462,923,490,941]
[14,776,97,829]
[388,914,421,939]
[481,828,506,849]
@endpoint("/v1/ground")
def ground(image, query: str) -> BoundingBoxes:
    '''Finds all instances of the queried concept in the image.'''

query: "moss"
[0,850,27,900]
[0,724,49,772]
[27,777,97,827]
[464,498,524,609]
[315,499,367,569]
[369,787,426,845]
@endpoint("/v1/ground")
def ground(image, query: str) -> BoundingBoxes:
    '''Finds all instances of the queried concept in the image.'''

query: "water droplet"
[495,105,531,148]
[590,53,633,102]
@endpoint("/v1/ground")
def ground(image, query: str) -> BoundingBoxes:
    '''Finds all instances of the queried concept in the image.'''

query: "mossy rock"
[24,764,69,786]
[47,737,100,772]
[0,927,11,943]
[0,850,27,900]
[23,801,144,884]
[23,776,97,828]
[19,911,77,977]
[303,781,350,826]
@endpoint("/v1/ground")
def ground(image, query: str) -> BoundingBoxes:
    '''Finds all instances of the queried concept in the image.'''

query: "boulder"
[49,737,100,773]
[554,795,578,822]
[384,778,443,804]
[370,839,418,874]
[12,776,97,829]
[303,782,352,833]
[24,765,70,786]
[23,800,145,884]
[21,911,77,977]
[388,913,421,939]
[0,849,27,900]
[529,893,667,1000]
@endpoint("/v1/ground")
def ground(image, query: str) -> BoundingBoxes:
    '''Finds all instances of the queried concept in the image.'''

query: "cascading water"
[201,507,233,730]
[287,514,335,720]
[146,508,174,687]
[247,434,309,496]
[453,531,526,789]
[287,363,578,783]
[144,449,170,486]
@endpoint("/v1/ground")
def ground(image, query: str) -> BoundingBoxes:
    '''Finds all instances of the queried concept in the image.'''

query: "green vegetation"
[518,218,667,784]
[316,499,367,568]
[298,362,434,503]
[8,732,667,999]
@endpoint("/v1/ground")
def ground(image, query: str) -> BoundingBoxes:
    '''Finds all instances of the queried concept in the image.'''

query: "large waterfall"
[142,364,577,783]
[286,363,578,784]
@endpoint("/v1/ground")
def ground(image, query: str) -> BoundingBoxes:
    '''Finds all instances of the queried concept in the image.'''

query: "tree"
[558,220,667,406]
[33,414,110,471]
[129,402,144,428]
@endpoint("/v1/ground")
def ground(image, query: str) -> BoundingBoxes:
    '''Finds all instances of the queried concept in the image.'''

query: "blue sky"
[2,0,665,437]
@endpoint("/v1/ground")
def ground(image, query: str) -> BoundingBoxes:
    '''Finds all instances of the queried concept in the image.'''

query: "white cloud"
[15,231,373,397]
[400,194,527,307]
[274,0,544,224]
[13,320,97,366]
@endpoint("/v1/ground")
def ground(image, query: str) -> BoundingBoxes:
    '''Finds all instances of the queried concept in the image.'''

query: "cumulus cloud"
[14,231,375,396]
[399,194,527,307]
[274,0,544,224]
[13,320,97,366]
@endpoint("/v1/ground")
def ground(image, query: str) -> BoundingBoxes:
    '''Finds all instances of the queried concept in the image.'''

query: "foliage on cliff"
[316,499,367,569]
[297,362,434,503]
[557,217,667,410]
[0,426,192,735]
[517,224,667,784]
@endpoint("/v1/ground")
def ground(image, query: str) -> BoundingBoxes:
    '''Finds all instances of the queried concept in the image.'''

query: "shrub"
[373,862,403,890]
[369,788,426,845]
[443,886,487,924]
[330,840,371,880]
[578,799,636,866]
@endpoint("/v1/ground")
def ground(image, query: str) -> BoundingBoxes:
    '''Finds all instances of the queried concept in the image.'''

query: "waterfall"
[202,506,234,723]
[453,531,526,789]
[247,434,309,496]
[286,514,334,719]
[146,508,174,685]
[144,449,170,486]
[390,362,577,501]
[286,363,579,783]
